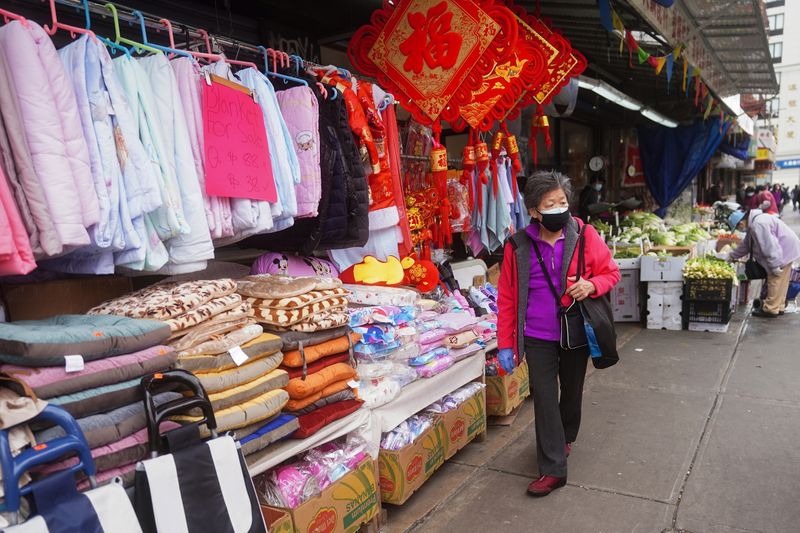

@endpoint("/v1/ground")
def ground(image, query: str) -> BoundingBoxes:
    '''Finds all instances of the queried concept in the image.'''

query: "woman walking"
[496,171,620,497]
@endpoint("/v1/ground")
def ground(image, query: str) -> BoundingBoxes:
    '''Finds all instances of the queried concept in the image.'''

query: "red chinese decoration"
[349,0,516,126]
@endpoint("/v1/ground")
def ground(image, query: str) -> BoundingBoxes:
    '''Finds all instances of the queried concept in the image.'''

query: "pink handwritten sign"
[202,78,277,202]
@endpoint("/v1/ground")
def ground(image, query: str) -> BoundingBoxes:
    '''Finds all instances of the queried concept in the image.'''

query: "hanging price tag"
[64,355,85,373]
[228,346,249,366]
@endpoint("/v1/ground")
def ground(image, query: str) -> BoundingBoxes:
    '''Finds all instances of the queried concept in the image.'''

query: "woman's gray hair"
[524,170,573,210]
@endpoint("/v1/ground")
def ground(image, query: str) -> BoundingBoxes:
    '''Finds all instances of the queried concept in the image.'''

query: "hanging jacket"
[113,54,189,242]
[172,56,233,241]
[0,51,51,257]
[94,41,166,272]
[139,54,213,274]
[274,85,321,218]
[497,218,620,358]
[0,21,100,256]
[0,163,35,275]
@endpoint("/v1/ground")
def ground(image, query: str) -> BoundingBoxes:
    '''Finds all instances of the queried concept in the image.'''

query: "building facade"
[768,0,800,185]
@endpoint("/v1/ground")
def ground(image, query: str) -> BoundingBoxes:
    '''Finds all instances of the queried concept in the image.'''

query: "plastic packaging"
[380,414,433,451]
[358,377,402,409]
[415,355,454,377]
[408,346,450,366]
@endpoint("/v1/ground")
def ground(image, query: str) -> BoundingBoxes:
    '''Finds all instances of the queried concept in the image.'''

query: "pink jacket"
[0,164,35,275]
[0,21,99,256]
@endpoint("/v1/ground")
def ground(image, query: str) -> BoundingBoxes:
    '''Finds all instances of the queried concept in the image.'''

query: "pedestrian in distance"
[793,184,800,211]
[722,209,800,318]
[496,170,620,497]
[772,184,784,215]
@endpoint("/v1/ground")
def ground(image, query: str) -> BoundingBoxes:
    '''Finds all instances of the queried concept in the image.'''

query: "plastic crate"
[684,278,733,302]
[683,300,732,324]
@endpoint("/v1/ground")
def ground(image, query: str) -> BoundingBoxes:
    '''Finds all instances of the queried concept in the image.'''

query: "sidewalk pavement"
[386,209,800,533]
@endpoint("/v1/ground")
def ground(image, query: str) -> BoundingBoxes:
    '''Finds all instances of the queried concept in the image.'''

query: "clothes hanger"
[44,0,95,38]
[196,29,258,70]
[82,0,130,57]
[289,54,325,96]
[257,46,308,87]
[103,3,162,55]
[131,11,191,58]
[0,6,29,27]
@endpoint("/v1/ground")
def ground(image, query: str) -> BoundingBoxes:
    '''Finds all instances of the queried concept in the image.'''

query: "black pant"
[525,336,589,478]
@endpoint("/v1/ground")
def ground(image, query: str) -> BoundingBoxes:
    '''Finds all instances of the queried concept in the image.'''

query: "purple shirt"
[524,224,565,342]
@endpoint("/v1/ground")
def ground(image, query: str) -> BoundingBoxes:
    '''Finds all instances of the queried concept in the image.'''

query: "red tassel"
[430,121,451,248]
[490,130,505,195]
[462,130,476,215]
[476,140,489,211]
[531,106,550,168]
[502,123,522,197]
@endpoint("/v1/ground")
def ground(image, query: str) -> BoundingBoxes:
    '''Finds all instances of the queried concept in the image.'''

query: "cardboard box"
[646,282,683,330]
[263,458,379,533]
[486,361,530,416]
[379,420,447,505]
[437,388,487,459]
[0,276,132,321]
[640,254,689,282]
[260,507,293,533]
[612,269,641,322]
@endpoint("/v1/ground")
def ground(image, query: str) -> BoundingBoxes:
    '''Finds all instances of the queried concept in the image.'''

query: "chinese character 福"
[400,1,464,74]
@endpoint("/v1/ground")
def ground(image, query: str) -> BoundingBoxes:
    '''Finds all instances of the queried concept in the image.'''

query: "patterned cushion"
[194,351,283,393]
[237,274,341,299]
[282,333,359,367]
[250,297,349,327]
[170,313,253,350]
[266,309,350,333]
[285,380,354,412]
[88,279,237,320]
[164,294,242,332]
[176,324,263,357]
[243,287,349,310]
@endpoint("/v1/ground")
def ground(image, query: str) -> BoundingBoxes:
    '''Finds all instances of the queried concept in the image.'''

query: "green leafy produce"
[613,248,641,259]
[591,220,612,235]
[683,256,737,281]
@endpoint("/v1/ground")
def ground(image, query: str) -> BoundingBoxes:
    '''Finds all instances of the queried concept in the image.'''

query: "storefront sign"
[756,148,774,162]
[776,158,800,169]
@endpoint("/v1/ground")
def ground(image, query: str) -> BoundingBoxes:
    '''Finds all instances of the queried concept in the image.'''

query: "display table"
[371,351,485,433]
[247,408,372,476]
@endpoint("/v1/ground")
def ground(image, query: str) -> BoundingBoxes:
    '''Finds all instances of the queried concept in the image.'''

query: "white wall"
[770,1,800,176]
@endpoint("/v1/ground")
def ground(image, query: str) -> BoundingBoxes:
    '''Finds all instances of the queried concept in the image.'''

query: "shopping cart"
[133,370,266,533]
[0,404,141,532]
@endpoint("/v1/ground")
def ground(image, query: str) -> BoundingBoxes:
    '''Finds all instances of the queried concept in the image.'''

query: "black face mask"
[537,207,571,232]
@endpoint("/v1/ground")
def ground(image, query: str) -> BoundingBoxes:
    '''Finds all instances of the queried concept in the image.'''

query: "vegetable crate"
[683,300,732,325]
[684,278,733,302]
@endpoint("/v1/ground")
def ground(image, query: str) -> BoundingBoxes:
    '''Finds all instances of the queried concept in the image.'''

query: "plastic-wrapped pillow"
[408,347,450,367]
[344,284,420,307]
[415,355,454,378]
[389,343,420,361]
[358,378,402,409]
[418,328,447,345]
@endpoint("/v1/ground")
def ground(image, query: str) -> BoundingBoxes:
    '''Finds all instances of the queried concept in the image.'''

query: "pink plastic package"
[416,355,455,378]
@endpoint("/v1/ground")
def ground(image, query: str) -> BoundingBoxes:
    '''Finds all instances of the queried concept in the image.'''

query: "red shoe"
[565,442,572,457]
[527,475,567,497]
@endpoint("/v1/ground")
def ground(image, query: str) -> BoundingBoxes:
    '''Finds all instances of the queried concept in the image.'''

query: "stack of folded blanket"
[173,331,296,456]
[0,315,175,486]
[237,274,350,333]
[275,328,363,439]
[88,279,255,353]
[89,279,297,457]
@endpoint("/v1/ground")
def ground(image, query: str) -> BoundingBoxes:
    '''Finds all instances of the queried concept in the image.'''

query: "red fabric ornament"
[348,0,519,126]
[461,131,477,213]
[501,123,522,196]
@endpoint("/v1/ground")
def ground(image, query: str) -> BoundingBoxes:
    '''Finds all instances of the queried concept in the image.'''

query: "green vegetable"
[683,256,737,281]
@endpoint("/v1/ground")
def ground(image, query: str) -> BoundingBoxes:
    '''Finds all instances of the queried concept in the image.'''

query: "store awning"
[625,0,778,97]
[529,1,777,125]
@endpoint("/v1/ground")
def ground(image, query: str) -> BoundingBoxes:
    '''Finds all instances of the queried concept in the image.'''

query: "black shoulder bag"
[531,225,619,369]
[744,214,768,280]
[576,228,619,369]
[530,229,588,351]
